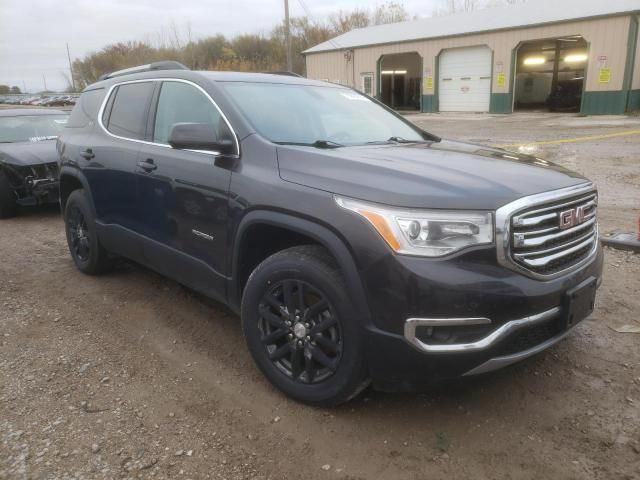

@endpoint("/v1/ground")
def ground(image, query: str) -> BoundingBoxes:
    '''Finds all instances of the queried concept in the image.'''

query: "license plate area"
[562,277,597,329]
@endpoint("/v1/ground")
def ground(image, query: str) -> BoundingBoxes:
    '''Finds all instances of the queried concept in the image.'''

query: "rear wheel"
[241,245,369,406]
[0,170,18,219]
[64,189,112,274]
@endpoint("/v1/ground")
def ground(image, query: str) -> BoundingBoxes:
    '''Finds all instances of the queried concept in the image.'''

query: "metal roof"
[304,0,640,54]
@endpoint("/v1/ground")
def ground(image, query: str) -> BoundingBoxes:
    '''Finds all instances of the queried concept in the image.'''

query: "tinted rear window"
[66,88,104,128]
[105,82,154,140]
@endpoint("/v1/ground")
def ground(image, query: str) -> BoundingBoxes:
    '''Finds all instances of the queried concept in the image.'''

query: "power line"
[296,0,313,19]
[295,0,343,50]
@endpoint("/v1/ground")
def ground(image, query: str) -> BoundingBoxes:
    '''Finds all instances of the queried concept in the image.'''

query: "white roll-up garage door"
[438,46,492,112]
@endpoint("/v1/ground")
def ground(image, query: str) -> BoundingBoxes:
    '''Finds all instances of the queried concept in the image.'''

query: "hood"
[276,140,589,210]
[0,140,59,167]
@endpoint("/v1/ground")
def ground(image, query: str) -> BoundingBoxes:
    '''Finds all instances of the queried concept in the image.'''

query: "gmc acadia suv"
[57,62,603,405]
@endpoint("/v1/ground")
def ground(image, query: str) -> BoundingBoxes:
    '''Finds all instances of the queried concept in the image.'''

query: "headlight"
[335,196,494,257]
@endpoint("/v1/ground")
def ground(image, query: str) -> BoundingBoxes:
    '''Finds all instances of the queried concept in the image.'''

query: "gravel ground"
[1,112,639,480]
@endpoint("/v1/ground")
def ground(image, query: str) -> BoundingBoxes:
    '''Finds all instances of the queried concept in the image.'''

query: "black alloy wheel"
[258,279,342,384]
[64,189,112,275]
[241,245,369,406]
[67,205,91,262]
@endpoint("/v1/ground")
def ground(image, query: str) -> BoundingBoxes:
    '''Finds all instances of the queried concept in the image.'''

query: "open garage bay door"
[438,46,492,112]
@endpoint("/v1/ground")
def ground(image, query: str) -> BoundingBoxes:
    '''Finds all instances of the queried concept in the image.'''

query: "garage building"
[304,0,640,115]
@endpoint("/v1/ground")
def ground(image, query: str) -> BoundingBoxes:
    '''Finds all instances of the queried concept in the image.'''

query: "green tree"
[10,86,21,94]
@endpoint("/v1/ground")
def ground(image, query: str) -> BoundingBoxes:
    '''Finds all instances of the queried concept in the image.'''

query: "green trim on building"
[628,90,640,112]
[490,93,513,113]
[622,16,638,93]
[421,95,437,112]
[581,91,628,115]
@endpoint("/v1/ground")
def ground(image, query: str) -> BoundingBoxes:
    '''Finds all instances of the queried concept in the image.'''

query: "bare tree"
[438,0,526,14]
[371,2,410,24]
[329,9,370,34]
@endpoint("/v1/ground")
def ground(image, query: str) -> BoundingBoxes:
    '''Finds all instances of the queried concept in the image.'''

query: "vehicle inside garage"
[379,52,422,111]
[514,36,588,112]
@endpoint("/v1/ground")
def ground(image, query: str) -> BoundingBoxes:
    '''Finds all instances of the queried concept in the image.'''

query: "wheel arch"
[229,210,371,326]
[59,167,96,216]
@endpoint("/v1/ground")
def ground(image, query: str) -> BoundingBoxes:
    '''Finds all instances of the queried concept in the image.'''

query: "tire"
[64,189,112,274]
[0,170,18,219]
[241,245,369,406]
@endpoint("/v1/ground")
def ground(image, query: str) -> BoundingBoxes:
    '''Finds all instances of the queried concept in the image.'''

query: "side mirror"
[168,123,235,154]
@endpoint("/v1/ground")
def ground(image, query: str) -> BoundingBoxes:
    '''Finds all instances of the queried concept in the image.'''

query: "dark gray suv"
[57,62,603,405]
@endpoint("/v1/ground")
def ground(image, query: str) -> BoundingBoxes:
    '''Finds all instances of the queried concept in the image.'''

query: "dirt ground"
[1,113,639,480]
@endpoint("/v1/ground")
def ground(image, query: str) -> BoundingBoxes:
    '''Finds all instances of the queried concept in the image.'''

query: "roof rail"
[262,71,303,77]
[99,61,190,81]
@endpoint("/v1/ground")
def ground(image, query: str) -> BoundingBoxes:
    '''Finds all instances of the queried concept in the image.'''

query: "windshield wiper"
[276,140,343,149]
[311,140,343,149]
[388,136,423,143]
[365,137,430,145]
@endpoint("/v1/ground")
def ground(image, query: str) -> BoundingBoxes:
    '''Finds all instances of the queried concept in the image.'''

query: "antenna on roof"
[99,61,190,81]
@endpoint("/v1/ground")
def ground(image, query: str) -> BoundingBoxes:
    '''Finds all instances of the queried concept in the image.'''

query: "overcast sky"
[0,0,444,92]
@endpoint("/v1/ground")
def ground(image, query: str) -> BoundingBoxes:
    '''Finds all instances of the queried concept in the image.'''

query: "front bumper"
[361,245,604,392]
[404,306,560,353]
[16,177,59,206]
[463,324,575,376]
[4,162,59,206]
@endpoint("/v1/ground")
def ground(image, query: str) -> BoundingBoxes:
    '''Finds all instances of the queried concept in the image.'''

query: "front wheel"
[64,189,112,274]
[0,170,18,219]
[241,245,369,406]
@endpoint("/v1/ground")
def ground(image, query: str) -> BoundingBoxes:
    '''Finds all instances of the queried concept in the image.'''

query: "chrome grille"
[510,192,598,276]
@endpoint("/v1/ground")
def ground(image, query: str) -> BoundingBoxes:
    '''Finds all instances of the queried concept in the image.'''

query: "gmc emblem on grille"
[559,205,587,229]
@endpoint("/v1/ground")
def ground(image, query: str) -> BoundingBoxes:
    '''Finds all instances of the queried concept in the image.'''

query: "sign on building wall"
[496,72,506,88]
[599,68,612,84]
[425,76,434,90]
[424,67,434,91]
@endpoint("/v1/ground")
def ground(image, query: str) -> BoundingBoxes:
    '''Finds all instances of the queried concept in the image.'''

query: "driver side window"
[153,81,223,145]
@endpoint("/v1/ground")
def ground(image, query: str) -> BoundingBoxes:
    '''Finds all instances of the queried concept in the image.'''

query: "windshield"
[0,114,68,143]
[221,82,426,146]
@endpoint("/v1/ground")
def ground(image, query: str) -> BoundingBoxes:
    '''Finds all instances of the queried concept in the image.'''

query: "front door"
[137,80,233,301]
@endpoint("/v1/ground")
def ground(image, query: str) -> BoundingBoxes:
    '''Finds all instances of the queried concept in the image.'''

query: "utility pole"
[66,42,76,92]
[42,74,47,91]
[284,0,292,72]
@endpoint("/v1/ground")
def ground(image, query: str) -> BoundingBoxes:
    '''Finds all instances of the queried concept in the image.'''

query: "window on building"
[360,73,374,96]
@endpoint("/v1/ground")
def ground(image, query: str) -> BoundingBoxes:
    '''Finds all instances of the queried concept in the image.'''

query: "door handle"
[137,158,157,172]
[80,148,95,160]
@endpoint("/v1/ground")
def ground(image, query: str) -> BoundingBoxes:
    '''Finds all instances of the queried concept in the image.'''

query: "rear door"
[136,79,233,302]
[87,81,155,239]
